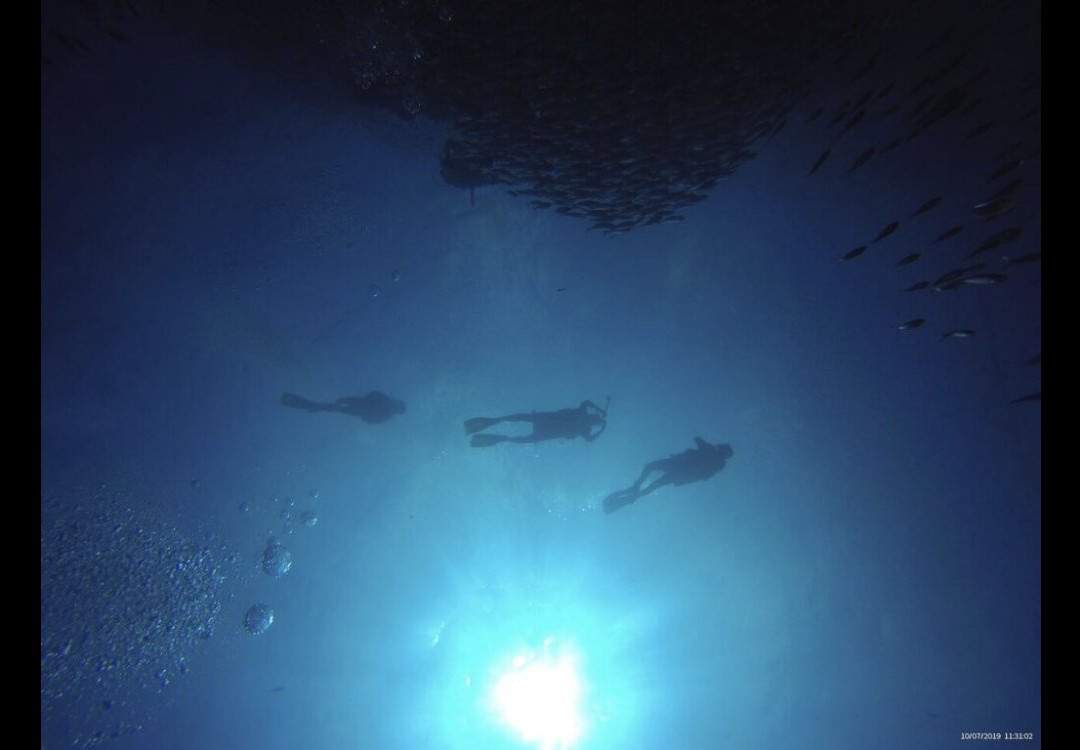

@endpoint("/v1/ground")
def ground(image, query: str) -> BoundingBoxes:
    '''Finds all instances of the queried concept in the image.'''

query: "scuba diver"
[464,398,609,447]
[603,437,733,514]
[280,391,405,424]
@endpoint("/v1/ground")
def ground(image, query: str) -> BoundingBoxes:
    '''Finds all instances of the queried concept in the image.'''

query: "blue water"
[41,8,1040,750]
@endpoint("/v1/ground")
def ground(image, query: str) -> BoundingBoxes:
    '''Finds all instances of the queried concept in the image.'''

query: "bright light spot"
[491,644,585,748]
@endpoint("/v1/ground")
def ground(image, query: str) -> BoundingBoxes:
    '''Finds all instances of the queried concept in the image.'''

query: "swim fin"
[464,417,499,435]
[470,433,506,448]
[603,490,637,514]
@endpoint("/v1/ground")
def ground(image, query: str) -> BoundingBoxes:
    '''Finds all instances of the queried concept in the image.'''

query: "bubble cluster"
[41,480,231,749]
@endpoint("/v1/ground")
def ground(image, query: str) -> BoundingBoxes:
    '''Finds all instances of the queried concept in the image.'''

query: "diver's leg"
[464,416,504,434]
[496,413,538,424]
[635,475,674,500]
[604,461,661,514]
[470,433,508,447]
[630,460,666,491]
[465,412,537,435]
[333,397,366,416]
[281,393,327,412]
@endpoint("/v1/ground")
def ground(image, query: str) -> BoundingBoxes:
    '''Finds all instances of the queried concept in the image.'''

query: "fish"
[968,227,1022,257]
[1009,392,1041,405]
[554,286,567,292]
[972,178,1022,219]
[973,195,1017,220]
[926,50,968,86]
[932,269,966,285]
[872,221,900,243]
[840,245,868,261]
[848,147,876,172]
[1004,253,1041,265]
[840,109,866,135]
[898,318,926,330]
[910,196,941,217]
[940,329,976,340]
[48,29,91,56]
[932,275,965,291]
[910,94,934,118]
[987,159,1023,183]
[104,27,131,43]
[960,273,1008,285]
[876,103,901,119]
[932,225,963,243]
[955,96,983,119]
[1017,103,1040,122]
[849,49,881,84]
[1023,354,1041,366]
[903,281,930,292]
[932,264,988,289]
[879,136,904,153]
[986,178,1023,203]
[852,90,874,110]
[996,141,1023,160]
[964,120,995,140]
[962,67,989,88]
[807,149,830,175]
[406,6,1030,239]
[913,87,968,133]
[919,25,956,57]
[828,105,851,128]
[896,253,921,266]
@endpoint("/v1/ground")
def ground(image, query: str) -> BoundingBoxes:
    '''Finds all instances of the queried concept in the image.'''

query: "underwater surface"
[42,1,1040,748]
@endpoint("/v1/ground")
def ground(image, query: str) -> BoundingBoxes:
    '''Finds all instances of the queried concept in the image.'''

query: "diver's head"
[717,443,734,459]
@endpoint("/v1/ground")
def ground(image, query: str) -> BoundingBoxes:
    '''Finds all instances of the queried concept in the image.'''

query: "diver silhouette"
[603,437,733,514]
[464,398,609,447]
[280,391,406,424]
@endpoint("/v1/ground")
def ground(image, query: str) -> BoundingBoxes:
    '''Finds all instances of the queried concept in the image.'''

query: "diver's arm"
[581,399,609,416]
[584,421,607,441]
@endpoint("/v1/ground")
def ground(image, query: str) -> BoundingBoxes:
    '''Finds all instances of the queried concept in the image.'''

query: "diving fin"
[470,433,506,448]
[464,417,499,435]
[603,490,636,514]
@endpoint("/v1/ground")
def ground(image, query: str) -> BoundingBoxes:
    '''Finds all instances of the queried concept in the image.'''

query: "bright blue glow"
[490,640,585,748]
[412,536,660,750]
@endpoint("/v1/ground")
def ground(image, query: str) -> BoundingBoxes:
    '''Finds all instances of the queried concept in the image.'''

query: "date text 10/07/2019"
[960,732,1035,741]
